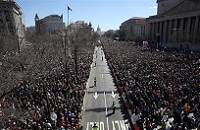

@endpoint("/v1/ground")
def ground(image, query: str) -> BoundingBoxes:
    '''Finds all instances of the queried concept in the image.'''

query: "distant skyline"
[16,0,157,31]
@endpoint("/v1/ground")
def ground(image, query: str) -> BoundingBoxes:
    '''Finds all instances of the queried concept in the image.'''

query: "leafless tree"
[0,23,98,126]
[0,34,65,123]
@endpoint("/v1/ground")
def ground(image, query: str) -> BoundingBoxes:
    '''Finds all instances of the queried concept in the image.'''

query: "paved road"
[82,46,131,130]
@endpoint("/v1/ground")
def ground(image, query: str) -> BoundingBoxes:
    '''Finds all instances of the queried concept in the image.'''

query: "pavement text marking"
[86,120,129,130]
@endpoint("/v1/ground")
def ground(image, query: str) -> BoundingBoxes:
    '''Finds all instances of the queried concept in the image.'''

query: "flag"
[67,6,72,11]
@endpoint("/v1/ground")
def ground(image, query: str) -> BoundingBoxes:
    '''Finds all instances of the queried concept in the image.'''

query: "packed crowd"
[104,42,200,129]
[0,46,94,129]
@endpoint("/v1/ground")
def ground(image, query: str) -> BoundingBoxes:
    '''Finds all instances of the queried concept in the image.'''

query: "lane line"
[104,92,109,130]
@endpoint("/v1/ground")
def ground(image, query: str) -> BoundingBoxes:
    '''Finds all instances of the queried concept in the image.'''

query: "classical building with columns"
[149,0,200,49]
[120,17,149,41]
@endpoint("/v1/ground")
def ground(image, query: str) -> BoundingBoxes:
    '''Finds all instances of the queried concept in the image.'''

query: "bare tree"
[0,22,97,127]
[0,35,66,124]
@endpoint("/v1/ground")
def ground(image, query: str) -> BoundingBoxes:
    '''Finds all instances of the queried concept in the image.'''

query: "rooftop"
[130,17,147,20]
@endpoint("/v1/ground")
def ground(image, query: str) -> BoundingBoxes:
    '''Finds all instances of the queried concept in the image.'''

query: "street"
[81,46,131,130]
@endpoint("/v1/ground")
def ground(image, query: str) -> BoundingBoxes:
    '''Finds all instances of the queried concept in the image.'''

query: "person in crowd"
[94,77,97,87]
[92,122,98,130]
[112,101,116,114]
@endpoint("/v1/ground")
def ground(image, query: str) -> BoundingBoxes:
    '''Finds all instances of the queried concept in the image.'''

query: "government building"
[120,17,149,41]
[35,14,65,36]
[0,0,25,38]
[149,0,200,49]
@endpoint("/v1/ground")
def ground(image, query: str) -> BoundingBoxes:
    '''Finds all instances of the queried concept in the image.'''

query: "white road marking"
[100,121,105,130]
[94,92,99,99]
[111,91,116,98]
[112,121,116,130]
[86,122,89,130]
[86,120,129,130]
[120,120,128,130]
[104,92,109,130]
[115,121,121,130]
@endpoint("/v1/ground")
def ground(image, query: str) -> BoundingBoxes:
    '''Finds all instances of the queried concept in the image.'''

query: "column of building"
[193,16,199,43]
[150,16,200,45]
[173,19,178,42]
[159,22,162,42]
[186,17,192,42]
[163,21,167,42]
[179,18,184,42]
[168,20,172,42]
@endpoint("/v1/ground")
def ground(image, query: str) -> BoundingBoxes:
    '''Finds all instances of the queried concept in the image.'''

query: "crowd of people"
[104,42,200,129]
[0,46,94,130]
[1,39,200,130]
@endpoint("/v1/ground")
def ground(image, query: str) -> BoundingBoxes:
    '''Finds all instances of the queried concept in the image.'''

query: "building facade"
[0,0,25,38]
[149,0,200,49]
[35,14,65,36]
[120,17,149,41]
[26,26,35,37]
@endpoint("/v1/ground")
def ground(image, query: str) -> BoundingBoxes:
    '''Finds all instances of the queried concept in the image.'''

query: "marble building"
[149,0,200,49]
[35,14,65,36]
[120,17,149,41]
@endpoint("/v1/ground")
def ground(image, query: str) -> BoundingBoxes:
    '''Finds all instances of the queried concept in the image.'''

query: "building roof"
[121,17,147,26]
[149,0,200,21]
[0,0,22,14]
[44,14,61,19]
[130,17,147,20]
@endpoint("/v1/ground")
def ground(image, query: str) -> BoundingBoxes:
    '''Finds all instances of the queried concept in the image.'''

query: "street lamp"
[60,31,68,69]
[73,27,83,80]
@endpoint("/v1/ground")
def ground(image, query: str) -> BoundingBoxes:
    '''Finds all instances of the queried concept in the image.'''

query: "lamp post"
[61,31,68,69]
[73,27,83,80]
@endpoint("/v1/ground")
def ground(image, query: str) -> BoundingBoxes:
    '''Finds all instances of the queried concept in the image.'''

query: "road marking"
[104,92,108,115]
[94,92,98,99]
[86,122,89,130]
[104,92,109,130]
[111,91,116,98]
[102,74,103,77]
[100,121,104,130]
[112,120,129,130]
[115,121,121,130]
[86,120,129,130]
[120,120,128,130]
[112,121,116,130]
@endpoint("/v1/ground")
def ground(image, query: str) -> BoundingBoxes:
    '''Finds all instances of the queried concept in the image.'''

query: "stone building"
[35,14,65,36]
[120,17,149,41]
[0,0,25,38]
[26,26,35,37]
[149,0,200,49]
[68,21,86,32]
